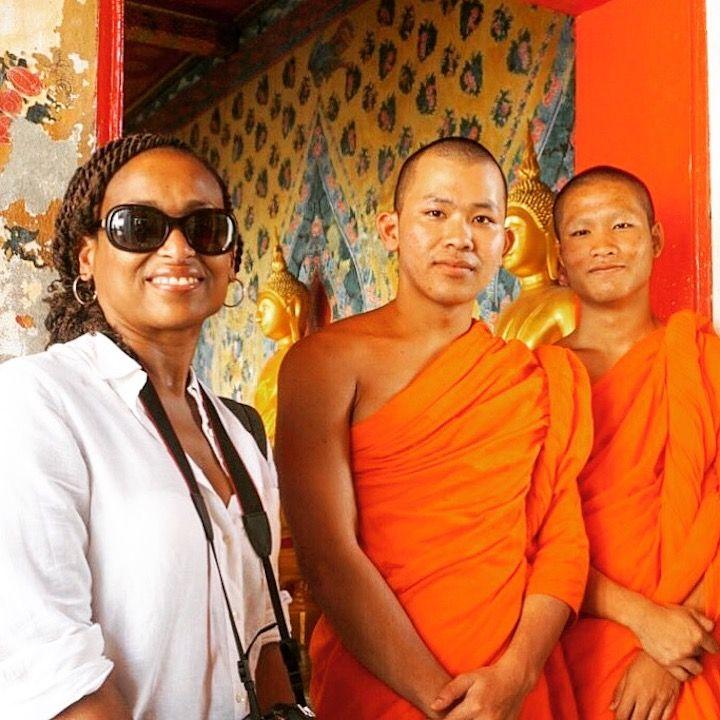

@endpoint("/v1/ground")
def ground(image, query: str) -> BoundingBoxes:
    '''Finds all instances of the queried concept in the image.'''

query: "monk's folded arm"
[275,338,451,717]
[681,536,719,612]
[584,568,715,669]
[582,567,648,628]
[524,472,589,621]
[683,578,706,612]
[524,469,590,621]
[431,595,571,718]
[527,347,593,620]
[500,594,572,689]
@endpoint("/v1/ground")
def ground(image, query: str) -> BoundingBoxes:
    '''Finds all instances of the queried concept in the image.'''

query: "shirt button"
[235,692,243,703]
[223,534,231,543]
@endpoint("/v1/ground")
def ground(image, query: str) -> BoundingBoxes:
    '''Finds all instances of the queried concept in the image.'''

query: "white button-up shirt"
[0,332,283,720]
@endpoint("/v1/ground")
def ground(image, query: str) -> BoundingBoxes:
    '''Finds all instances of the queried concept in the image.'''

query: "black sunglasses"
[99,204,237,255]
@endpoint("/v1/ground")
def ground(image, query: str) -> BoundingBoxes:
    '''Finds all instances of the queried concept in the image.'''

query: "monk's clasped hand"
[632,602,718,675]
[429,662,529,720]
[610,652,680,720]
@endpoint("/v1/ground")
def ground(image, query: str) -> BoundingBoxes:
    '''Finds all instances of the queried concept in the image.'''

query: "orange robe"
[310,321,592,719]
[563,311,720,718]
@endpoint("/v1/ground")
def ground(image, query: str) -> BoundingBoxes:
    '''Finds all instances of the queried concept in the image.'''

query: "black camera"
[255,703,316,719]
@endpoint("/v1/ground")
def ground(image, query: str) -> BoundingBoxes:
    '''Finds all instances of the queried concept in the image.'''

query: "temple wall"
[0,0,99,362]
[177,0,576,401]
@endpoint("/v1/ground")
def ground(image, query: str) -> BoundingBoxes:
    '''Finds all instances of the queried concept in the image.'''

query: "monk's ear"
[77,235,97,279]
[502,226,513,257]
[555,241,570,287]
[651,221,664,258]
[377,210,400,252]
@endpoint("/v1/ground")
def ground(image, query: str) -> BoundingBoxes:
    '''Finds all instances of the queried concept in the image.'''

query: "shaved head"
[394,137,507,213]
[554,165,655,237]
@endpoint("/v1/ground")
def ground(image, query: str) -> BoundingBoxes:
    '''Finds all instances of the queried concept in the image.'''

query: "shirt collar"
[75,333,226,498]
[85,331,143,381]
[185,367,205,404]
[75,331,203,412]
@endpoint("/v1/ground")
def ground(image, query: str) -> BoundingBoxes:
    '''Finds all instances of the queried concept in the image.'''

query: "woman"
[0,134,292,718]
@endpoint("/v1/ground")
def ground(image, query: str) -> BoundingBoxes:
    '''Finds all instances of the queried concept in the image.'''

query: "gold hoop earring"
[72,275,97,306]
[223,277,244,308]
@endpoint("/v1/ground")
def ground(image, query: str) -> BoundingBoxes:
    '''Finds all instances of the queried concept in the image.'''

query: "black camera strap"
[199,387,307,708]
[139,377,308,714]
[140,378,265,719]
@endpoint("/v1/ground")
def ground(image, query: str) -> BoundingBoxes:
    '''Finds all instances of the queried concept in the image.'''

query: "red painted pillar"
[96,0,124,146]
[574,0,711,317]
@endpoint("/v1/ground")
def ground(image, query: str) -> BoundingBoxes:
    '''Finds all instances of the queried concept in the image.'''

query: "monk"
[275,137,592,720]
[554,166,720,720]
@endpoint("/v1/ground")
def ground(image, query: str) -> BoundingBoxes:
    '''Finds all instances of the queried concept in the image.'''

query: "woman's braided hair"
[45,132,238,346]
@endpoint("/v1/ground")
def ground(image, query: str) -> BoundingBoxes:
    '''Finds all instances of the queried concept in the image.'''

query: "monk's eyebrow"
[470,200,500,212]
[421,195,499,211]
[563,214,592,227]
[564,219,584,228]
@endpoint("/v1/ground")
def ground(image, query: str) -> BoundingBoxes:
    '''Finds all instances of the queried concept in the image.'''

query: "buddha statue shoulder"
[495,125,577,349]
[254,244,310,444]
[254,246,318,664]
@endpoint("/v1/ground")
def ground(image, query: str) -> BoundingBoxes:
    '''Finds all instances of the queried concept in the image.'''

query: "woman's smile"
[146,266,204,291]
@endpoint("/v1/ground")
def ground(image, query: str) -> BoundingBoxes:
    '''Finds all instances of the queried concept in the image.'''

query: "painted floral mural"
[178,0,575,401]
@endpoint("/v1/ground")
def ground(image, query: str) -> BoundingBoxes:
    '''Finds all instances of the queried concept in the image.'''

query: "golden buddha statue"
[254,244,316,679]
[495,125,577,348]
[254,244,309,444]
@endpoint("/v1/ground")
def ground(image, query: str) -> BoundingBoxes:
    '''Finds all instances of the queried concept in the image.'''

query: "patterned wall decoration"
[179,0,575,400]
[0,0,99,361]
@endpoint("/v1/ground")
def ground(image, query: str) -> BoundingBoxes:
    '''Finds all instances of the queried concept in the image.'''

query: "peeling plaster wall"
[0,0,98,361]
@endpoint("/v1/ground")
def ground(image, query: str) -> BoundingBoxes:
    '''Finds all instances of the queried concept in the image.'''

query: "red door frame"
[96,0,124,147]
[571,0,711,318]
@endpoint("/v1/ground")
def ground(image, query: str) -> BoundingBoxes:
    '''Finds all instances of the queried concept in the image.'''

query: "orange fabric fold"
[563,311,720,718]
[309,322,592,719]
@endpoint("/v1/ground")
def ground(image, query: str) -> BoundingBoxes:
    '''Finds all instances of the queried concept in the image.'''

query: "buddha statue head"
[256,244,310,344]
[504,124,559,281]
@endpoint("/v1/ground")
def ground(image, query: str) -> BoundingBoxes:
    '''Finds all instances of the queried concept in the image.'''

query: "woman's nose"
[158,228,196,260]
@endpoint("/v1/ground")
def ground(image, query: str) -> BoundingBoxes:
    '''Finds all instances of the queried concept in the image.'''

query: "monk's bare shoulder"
[537,340,590,379]
[554,330,580,350]
[552,332,607,384]
[279,305,394,392]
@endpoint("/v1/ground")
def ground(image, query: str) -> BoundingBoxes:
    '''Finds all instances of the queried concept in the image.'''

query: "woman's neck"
[117,324,202,397]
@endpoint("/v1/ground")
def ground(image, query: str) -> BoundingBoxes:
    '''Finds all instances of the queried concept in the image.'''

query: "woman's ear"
[232,239,242,274]
[377,211,400,252]
[77,236,97,279]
